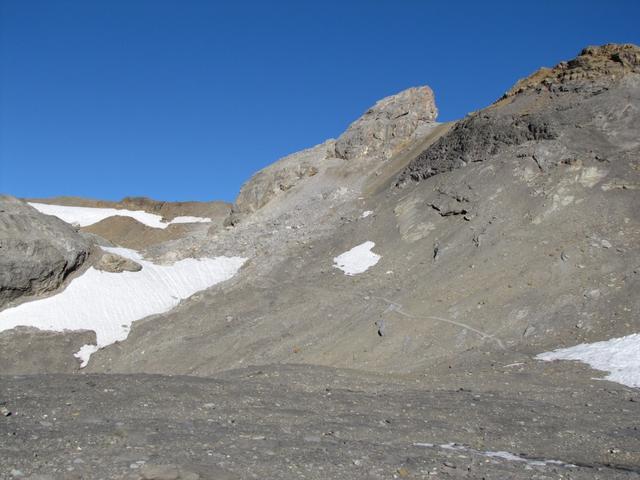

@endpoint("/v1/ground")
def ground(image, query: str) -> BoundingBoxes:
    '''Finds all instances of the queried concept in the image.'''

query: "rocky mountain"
[1,44,639,479]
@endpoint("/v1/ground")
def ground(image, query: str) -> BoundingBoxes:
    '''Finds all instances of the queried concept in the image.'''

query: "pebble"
[397,467,410,477]
[1,406,12,416]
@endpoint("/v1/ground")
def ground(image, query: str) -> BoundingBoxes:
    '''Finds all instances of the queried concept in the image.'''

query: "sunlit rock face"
[335,85,438,161]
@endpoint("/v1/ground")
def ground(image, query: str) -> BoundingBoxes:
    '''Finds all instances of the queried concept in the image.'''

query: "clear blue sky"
[1,0,639,202]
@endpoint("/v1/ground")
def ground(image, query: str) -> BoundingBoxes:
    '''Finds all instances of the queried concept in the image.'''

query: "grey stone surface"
[335,86,438,161]
[0,196,91,309]
[233,140,335,216]
[398,43,640,185]
[95,252,142,273]
[0,327,94,373]
[1,364,639,478]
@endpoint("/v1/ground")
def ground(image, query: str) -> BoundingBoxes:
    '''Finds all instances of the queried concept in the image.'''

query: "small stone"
[601,239,612,248]
[10,470,24,478]
[1,406,11,416]
[397,467,410,477]
[95,252,142,273]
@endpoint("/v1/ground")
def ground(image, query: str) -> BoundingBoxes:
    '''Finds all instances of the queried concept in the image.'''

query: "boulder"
[95,252,142,273]
[0,195,91,308]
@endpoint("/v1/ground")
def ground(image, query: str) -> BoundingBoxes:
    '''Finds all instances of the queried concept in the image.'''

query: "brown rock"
[94,252,142,273]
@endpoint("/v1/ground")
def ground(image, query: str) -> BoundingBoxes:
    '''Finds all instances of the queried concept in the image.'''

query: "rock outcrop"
[232,140,335,216]
[0,195,91,308]
[95,252,142,273]
[231,86,438,219]
[396,110,557,184]
[504,43,640,98]
[398,43,640,185]
[335,86,438,161]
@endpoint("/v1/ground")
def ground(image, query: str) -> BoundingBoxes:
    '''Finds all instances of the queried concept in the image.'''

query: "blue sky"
[1,1,639,202]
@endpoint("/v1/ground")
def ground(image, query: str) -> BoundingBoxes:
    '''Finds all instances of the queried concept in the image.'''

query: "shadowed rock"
[397,44,640,186]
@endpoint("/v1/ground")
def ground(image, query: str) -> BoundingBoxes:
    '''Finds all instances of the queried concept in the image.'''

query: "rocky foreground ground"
[2,360,640,480]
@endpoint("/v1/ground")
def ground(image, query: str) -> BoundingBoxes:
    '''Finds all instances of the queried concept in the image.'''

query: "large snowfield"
[333,241,381,275]
[537,334,640,388]
[0,247,246,366]
[29,202,212,228]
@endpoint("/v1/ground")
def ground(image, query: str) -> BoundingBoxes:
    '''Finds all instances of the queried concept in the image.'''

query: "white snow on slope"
[537,333,640,388]
[413,443,574,468]
[169,215,213,224]
[0,247,246,367]
[29,203,211,229]
[333,241,381,275]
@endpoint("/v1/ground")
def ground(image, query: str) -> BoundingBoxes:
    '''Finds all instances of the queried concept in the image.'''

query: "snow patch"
[169,216,212,224]
[29,203,211,229]
[413,443,574,468]
[537,333,640,388]
[0,246,246,367]
[333,241,381,276]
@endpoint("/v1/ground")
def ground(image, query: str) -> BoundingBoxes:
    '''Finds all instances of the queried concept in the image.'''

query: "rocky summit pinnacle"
[335,85,438,161]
